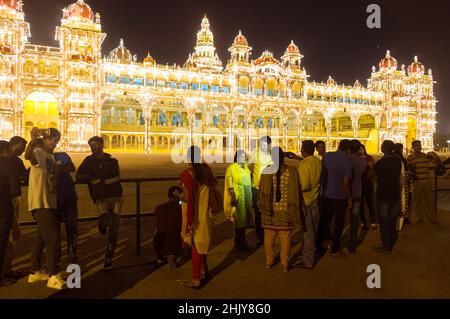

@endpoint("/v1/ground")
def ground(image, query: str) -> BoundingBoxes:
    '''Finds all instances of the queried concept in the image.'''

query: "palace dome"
[233,30,248,46]
[408,56,425,75]
[254,50,280,66]
[353,79,362,88]
[0,0,16,10]
[64,0,93,21]
[327,76,336,86]
[379,50,397,71]
[286,40,300,54]
[110,39,132,63]
[143,53,155,65]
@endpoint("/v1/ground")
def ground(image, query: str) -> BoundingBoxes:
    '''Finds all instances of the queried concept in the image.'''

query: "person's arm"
[8,165,21,198]
[286,152,302,161]
[298,163,311,193]
[57,153,76,173]
[344,161,352,208]
[226,169,238,207]
[104,159,121,184]
[75,158,91,181]
[17,159,28,182]
[400,162,407,214]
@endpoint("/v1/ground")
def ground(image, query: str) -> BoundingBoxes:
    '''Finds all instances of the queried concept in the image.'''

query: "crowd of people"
[0,128,122,289]
[0,127,447,290]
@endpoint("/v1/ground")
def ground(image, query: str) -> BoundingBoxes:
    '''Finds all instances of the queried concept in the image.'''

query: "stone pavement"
[1,205,449,299]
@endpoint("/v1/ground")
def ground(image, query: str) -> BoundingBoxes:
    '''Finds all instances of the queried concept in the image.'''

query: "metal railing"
[19,176,225,256]
[434,169,450,217]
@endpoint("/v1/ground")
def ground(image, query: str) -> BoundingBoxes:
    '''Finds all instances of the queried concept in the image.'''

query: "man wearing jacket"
[76,136,123,270]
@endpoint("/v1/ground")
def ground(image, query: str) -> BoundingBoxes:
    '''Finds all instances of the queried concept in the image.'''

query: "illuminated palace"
[0,0,437,154]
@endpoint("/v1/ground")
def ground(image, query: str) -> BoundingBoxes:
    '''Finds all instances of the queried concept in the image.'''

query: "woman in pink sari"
[179,146,216,288]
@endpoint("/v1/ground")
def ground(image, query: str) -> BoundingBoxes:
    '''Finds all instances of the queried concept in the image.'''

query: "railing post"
[136,180,141,256]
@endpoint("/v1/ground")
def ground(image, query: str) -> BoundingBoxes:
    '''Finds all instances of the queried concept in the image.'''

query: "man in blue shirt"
[54,152,78,264]
[316,139,352,256]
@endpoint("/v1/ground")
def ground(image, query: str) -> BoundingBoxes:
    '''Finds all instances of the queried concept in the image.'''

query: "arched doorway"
[101,95,144,152]
[330,112,353,150]
[23,91,59,140]
[358,114,378,154]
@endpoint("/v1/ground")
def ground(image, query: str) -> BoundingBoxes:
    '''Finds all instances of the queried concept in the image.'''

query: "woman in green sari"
[224,150,254,250]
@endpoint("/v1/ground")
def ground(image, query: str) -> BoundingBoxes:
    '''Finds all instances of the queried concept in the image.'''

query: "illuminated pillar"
[282,120,288,150]
[325,120,331,151]
[227,111,234,153]
[189,110,195,146]
[352,120,358,139]
[144,114,151,154]
[297,119,302,153]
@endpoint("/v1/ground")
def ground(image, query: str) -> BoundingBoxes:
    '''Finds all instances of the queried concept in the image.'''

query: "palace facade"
[0,0,436,154]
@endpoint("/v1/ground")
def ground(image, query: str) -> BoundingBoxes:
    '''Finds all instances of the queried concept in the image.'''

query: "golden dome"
[0,0,16,10]
[379,50,398,71]
[353,79,362,88]
[143,52,155,65]
[233,30,248,46]
[408,56,425,75]
[327,76,336,86]
[286,40,300,54]
[254,50,280,66]
[63,0,94,22]
[110,39,132,63]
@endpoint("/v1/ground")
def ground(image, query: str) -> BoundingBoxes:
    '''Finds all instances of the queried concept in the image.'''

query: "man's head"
[350,139,362,155]
[88,136,105,156]
[259,136,272,153]
[168,185,183,202]
[0,140,10,158]
[394,143,404,157]
[381,140,395,155]
[9,136,27,157]
[301,140,315,158]
[42,128,60,152]
[315,140,326,156]
[412,140,422,154]
[338,139,352,155]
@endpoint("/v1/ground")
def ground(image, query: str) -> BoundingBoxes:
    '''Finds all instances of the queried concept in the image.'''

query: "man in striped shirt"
[407,140,438,224]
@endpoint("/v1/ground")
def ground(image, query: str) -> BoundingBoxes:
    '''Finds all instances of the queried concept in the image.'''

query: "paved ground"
[4,153,449,298]
[1,203,449,299]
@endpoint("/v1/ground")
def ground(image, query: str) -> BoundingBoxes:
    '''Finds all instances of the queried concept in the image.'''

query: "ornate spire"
[186,15,222,72]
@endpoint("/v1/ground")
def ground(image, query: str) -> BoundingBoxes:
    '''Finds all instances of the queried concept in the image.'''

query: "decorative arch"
[23,90,60,140]
[300,109,327,137]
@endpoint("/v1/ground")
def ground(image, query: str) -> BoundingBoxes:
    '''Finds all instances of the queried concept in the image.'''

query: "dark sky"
[24,0,450,134]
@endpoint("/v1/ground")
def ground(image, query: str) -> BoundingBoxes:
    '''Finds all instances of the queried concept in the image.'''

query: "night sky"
[24,0,450,134]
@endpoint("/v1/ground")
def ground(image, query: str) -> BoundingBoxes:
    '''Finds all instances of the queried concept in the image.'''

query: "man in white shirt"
[25,128,65,290]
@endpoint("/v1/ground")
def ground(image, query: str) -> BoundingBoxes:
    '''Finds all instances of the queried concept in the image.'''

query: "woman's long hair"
[187,145,206,184]
[271,146,285,202]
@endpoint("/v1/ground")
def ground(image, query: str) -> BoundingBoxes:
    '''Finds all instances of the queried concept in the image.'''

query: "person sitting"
[154,186,183,268]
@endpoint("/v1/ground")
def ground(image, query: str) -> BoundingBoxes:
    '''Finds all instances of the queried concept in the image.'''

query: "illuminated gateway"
[0,0,436,153]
